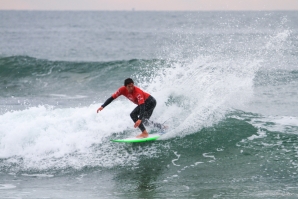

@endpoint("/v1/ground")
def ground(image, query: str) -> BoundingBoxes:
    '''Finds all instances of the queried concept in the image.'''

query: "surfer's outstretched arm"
[97,96,114,113]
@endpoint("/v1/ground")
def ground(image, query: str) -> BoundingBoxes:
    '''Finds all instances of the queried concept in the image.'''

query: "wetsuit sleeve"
[102,87,124,108]
[138,103,145,120]
[101,96,114,108]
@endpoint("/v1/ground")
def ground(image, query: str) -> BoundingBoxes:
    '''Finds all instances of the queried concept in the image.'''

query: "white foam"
[203,152,216,162]
[194,162,204,165]
[48,94,87,99]
[171,151,181,166]
[247,129,267,141]
[0,184,16,189]
[272,116,298,126]
[265,30,291,51]
[0,104,125,158]
[249,115,298,134]
[21,174,54,178]
[0,103,165,170]
[138,56,259,139]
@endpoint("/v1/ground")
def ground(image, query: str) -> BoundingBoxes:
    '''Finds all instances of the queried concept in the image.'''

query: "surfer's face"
[126,83,134,93]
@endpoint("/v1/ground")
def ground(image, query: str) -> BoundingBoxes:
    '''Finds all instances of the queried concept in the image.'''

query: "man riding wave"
[97,78,164,138]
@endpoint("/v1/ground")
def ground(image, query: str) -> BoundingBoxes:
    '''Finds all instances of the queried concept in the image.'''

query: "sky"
[1,0,298,11]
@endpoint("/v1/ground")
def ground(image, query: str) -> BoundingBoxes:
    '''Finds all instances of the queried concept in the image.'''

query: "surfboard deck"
[111,133,160,143]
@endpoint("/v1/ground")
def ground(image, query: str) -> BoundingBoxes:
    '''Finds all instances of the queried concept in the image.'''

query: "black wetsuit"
[130,95,163,132]
[102,95,162,132]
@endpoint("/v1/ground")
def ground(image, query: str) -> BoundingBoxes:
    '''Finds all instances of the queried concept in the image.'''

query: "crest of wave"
[138,56,261,138]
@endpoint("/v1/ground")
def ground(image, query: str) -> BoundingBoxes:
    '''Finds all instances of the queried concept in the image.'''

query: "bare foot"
[136,132,149,138]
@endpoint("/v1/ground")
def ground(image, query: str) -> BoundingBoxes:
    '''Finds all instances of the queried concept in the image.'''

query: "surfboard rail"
[111,134,160,143]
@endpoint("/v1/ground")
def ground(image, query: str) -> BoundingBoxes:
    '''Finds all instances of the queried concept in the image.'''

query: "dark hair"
[124,78,134,86]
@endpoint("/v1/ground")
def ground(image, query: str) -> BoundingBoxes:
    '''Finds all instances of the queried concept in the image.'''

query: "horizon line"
[1,9,298,12]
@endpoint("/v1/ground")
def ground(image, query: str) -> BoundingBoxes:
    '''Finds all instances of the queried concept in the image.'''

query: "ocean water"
[0,11,298,198]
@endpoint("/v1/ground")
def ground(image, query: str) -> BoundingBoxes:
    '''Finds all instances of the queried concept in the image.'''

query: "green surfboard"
[111,134,160,143]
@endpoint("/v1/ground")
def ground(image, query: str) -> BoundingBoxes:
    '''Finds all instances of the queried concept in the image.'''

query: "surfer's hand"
[134,119,142,128]
[97,107,103,113]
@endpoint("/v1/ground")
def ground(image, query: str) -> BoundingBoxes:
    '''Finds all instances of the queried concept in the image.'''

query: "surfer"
[97,78,164,138]
[97,78,162,138]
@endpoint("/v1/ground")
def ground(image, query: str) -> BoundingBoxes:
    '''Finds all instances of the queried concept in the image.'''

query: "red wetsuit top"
[112,86,150,105]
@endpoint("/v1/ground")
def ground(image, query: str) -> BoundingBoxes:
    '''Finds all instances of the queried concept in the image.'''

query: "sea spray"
[136,55,260,138]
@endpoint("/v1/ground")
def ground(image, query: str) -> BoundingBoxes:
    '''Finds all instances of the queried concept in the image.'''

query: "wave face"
[0,11,298,198]
[0,54,256,170]
[0,54,297,173]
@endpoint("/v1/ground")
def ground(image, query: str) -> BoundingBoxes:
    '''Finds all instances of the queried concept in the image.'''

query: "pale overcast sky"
[1,0,298,11]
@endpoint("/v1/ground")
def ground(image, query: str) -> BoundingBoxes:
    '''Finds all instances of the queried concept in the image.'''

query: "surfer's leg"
[131,96,163,137]
[130,106,140,123]
[130,103,149,138]
[142,96,165,130]
[134,111,149,138]
[142,96,156,126]
[130,106,146,132]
